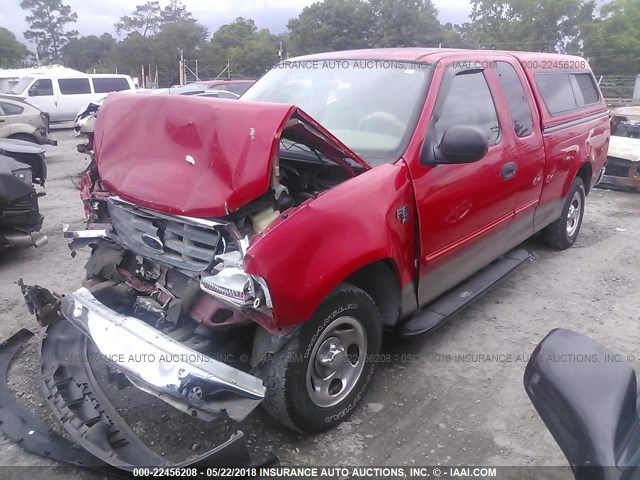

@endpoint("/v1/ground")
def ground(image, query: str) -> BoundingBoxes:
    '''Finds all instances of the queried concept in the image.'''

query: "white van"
[5,74,134,122]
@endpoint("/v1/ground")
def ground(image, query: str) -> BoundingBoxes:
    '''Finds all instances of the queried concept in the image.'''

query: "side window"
[573,73,599,105]
[495,62,534,137]
[535,72,600,115]
[0,102,24,115]
[434,71,501,145]
[58,78,91,95]
[92,77,130,93]
[29,79,54,97]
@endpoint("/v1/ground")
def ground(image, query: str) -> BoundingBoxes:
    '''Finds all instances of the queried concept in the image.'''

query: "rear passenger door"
[57,78,93,121]
[489,60,545,247]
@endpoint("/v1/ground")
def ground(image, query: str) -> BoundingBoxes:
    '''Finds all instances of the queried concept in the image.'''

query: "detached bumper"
[61,287,266,422]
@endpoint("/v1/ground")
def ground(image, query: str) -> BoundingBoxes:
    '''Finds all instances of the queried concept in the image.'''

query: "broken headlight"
[200,268,272,310]
[13,168,32,185]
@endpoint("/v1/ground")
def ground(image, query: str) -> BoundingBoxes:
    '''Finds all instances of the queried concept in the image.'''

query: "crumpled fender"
[245,161,416,327]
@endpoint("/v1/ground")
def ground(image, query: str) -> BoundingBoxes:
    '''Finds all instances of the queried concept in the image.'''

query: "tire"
[542,177,585,250]
[258,283,382,433]
[9,133,38,143]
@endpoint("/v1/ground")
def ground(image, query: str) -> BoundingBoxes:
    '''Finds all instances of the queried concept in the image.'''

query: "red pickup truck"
[59,48,609,434]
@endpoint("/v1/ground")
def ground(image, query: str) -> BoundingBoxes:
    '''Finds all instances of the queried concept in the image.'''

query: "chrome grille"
[108,199,220,271]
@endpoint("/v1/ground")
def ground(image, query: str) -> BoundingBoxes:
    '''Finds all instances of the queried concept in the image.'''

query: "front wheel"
[258,283,382,433]
[542,177,585,250]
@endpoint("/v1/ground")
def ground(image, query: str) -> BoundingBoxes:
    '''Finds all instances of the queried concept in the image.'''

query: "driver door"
[412,65,519,306]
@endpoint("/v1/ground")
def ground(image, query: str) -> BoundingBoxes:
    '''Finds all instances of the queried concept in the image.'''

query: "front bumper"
[61,287,266,422]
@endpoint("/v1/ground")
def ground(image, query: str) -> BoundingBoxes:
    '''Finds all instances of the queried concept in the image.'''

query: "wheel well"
[9,132,37,143]
[345,259,401,327]
[577,162,592,195]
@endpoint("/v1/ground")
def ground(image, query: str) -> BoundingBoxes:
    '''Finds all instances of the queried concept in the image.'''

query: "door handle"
[501,161,517,180]
[0,119,5,123]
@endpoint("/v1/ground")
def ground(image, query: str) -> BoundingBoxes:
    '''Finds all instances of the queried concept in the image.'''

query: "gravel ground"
[0,129,638,477]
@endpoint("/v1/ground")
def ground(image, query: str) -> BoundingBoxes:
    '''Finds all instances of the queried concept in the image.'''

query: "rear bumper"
[61,287,266,422]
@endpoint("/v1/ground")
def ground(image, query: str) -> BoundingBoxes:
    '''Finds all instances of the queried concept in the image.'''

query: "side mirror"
[421,125,488,166]
[28,86,37,96]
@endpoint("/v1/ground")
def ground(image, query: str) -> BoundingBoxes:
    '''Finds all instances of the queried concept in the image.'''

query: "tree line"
[0,0,638,86]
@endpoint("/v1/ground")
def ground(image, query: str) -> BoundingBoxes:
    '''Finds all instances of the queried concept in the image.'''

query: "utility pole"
[179,49,185,86]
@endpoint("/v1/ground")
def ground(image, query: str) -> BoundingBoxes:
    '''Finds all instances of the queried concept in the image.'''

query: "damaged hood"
[94,93,369,217]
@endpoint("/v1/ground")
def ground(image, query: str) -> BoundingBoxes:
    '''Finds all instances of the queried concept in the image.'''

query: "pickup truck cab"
[60,48,609,434]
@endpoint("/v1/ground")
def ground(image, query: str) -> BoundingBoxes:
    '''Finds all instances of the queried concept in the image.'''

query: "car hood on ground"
[94,93,370,217]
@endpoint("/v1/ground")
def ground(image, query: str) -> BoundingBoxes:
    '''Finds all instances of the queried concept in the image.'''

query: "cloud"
[1,0,472,49]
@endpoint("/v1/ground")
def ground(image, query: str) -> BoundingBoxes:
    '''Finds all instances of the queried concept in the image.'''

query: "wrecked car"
[0,94,57,145]
[32,49,608,436]
[598,106,640,192]
[0,146,47,249]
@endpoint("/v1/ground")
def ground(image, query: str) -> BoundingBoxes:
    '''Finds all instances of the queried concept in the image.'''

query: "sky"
[0,0,473,48]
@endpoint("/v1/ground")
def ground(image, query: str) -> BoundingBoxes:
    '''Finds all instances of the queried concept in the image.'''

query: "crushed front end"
[59,92,367,424]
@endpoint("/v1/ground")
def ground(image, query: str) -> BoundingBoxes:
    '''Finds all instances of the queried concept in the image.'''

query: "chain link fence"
[595,75,638,107]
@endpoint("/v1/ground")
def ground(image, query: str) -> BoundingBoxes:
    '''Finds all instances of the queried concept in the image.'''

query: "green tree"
[20,0,78,61]
[153,19,208,84]
[115,1,162,40]
[201,17,280,78]
[109,32,153,78]
[368,0,443,48]
[287,0,370,55]
[583,0,640,74]
[0,27,30,66]
[161,0,192,22]
[62,33,116,71]
[469,0,595,53]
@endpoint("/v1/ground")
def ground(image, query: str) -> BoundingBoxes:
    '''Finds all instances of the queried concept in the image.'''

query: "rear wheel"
[542,177,585,250]
[258,283,382,433]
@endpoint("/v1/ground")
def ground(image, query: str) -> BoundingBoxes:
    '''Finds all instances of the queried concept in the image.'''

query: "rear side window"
[92,77,130,93]
[0,102,24,115]
[573,74,599,105]
[495,62,534,137]
[58,78,91,95]
[535,72,600,115]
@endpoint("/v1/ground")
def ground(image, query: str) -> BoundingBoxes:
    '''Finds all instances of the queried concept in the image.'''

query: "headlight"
[13,168,32,185]
[201,267,253,307]
[200,268,273,310]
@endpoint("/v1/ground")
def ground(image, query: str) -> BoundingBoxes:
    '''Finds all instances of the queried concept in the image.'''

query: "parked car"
[524,329,639,480]
[4,74,134,122]
[33,48,609,435]
[0,149,47,249]
[151,79,254,96]
[0,95,57,145]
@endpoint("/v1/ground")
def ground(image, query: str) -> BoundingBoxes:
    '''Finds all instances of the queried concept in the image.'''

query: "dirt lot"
[0,129,639,477]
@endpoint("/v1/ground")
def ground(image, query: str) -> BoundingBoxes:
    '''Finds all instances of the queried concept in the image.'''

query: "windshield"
[242,60,431,165]
[8,77,33,95]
